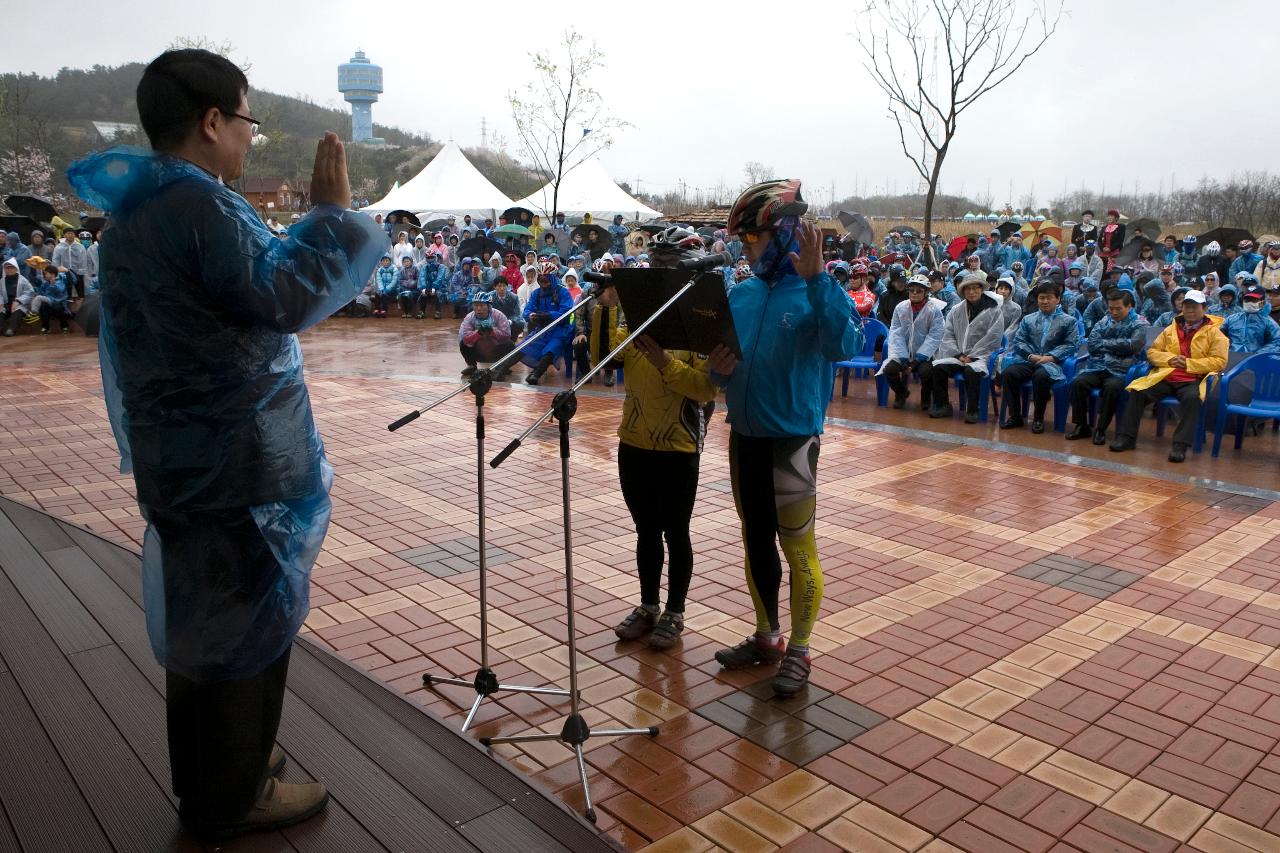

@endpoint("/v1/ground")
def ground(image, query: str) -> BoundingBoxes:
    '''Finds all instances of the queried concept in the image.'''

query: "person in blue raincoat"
[447,257,477,318]
[371,253,397,316]
[417,255,448,318]
[999,282,1080,432]
[34,264,74,332]
[1066,288,1145,444]
[1156,287,1188,328]
[66,49,385,840]
[1221,284,1280,353]
[520,259,576,384]
[1210,282,1243,318]
[1139,277,1173,325]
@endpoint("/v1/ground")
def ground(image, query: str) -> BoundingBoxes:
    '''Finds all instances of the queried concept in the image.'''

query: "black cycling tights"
[616,442,700,613]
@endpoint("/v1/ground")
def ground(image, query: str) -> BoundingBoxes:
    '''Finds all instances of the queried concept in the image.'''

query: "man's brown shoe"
[268,745,286,777]
[192,778,328,840]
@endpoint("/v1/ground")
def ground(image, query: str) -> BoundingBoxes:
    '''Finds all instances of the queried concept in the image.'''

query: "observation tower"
[337,50,383,144]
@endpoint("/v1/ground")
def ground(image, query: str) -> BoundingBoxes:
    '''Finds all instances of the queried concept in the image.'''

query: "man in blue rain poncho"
[66,49,386,841]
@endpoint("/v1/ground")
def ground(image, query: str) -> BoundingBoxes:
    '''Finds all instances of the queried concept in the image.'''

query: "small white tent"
[515,158,661,222]
[365,142,514,219]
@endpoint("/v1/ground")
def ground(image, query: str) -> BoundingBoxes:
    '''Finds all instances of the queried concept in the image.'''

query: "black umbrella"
[571,223,610,246]
[4,193,57,223]
[1197,226,1254,251]
[887,224,921,239]
[1116,236,1158,268]
[77,293,101,338]
[458,235,503,262]
[80,215,107,235]
[501,206,535,227]
[997,220,1022,239]
[696,226,718,240]
[387,210,421,229]
[1124,217,1160,243]
[0,214,43,238]
[422,218,449,233]
[837,211,874,245]
[637,222,667,235]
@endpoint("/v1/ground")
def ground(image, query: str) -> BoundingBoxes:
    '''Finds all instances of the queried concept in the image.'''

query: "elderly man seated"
[928,273,1006,423]
[1066,289,1144,445]
[1000,282,1080,433]
[1110,289,1228,463]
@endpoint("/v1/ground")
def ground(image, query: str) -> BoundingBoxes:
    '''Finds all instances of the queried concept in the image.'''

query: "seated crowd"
[1,228,98,335]
[857,215,1280,463]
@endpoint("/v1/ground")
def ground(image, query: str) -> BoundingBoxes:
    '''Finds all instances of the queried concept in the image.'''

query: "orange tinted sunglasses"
[741,231,766,244]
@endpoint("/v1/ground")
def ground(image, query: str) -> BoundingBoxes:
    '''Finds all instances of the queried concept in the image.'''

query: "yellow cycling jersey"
[587,303,719,454]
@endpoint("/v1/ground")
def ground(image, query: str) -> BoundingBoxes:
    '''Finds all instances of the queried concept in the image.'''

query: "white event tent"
[515,158,661,222]
[364,142,514,221]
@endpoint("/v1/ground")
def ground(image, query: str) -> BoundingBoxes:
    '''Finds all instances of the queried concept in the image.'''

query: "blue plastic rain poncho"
[67,146,386,682]
[1138,279,1173,325]
[1004,304,1080,383]
[1209,283,1242,318]
[4,231,31,267]
[1221,305,1280,353]
[374,256,399,294]
[520,276,575,369]
[1081,307,1145,377]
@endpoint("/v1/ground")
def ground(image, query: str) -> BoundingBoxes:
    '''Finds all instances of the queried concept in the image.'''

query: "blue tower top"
[338,49,382,104]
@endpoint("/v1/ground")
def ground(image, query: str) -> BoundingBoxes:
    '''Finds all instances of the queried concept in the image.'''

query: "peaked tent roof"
[364,142,513,217]
[514,158,661,222]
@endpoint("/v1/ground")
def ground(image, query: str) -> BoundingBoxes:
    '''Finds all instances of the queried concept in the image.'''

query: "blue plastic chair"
[948,350,999,423]
[1212,353,1280,457]
[1137,360,1213,454]
[1085,361,1143,427]
[999,355,1079,432]
[835,318,889,402]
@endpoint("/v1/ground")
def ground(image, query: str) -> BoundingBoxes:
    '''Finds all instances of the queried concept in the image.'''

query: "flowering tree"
[0,146,54,196]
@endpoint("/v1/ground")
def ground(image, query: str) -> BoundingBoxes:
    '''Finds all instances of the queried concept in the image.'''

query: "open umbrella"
[4,193,57,223]
[0,214,43,238]
[1036,224,1064,243]
[387,210,421,229]
[636,222,667,236]
[80,215,107,235]
[1116,236,1158,267]
[571,223,610,246]
[500,206,535,228]
[422,218,449,233]
[1197,227,1254,250]
[887,225,921,239]
[947,234,976,261]
[997,221,1022,239]
[458,235,503,261]
[1125,218,1160,243]
[538,228,570,257]
[492,223,533,238]
[837,211,874,245]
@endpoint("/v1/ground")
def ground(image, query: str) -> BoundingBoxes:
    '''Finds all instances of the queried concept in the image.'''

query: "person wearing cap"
[1071,210,1099,248]
[1079,240,1104,283]
[1231,239,1263,280]
[1252,240,1280,290]
[1267,282,1280,326]
[999,282,1079,433]
[1221,285,1280,354]
[1072,277,1100,317]
[929,272,1005,423]
[998,233,1032,276]
[876,263,910,326]
[1111,289,1227,462]
[1098,210,1125,271]
[27,229,53,263]
[1197,240,1230,284]
[927,268,959,314]
[458,291,513,378]
[880,274,945,409]
[1066,288,1144,445]
[1,257,35,336]
[1177,235,1199,270]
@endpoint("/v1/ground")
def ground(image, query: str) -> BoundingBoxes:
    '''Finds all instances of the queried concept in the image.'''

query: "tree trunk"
[921,145,949,270]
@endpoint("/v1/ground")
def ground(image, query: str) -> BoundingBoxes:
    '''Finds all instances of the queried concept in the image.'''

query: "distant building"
[337,50,385,145]
[239,177,295,212]
[90,121,139,143]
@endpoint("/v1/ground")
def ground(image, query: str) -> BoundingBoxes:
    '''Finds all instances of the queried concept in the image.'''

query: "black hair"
[1106,290,1136,307]
[137,49,249,151]
[1082,209,1094,217]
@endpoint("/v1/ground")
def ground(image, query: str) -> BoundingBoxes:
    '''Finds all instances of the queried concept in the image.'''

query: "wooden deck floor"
[0,496,616,853]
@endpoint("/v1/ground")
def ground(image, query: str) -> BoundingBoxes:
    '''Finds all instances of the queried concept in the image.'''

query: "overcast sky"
[10,0,1275,208]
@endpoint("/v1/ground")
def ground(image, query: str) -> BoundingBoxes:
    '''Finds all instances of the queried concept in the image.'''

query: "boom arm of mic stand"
[386,291,600,431]
[490,274,702,468]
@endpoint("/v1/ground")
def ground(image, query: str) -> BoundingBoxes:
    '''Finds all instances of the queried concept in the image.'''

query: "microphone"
[676,252,733,272]
[582,270,612,285]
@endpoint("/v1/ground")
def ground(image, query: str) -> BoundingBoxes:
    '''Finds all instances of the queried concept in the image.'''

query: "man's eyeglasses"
[221,110,261,135]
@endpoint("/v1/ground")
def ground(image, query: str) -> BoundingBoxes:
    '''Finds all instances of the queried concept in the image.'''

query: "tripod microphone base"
[423,668,571,734]
[480,713,658,821]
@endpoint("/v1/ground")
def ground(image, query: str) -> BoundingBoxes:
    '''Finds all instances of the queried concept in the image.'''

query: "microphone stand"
[387,293,599,733]
[482,272,702,821]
